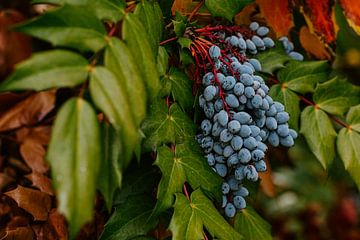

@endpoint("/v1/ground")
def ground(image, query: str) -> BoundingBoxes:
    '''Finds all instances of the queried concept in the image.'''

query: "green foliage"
[257,48,290,74]
[46,98,101,238]
[170,189,243,240]
[205,0,253,21]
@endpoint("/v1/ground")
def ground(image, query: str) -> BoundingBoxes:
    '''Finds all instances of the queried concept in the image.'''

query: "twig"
[160,37,178,45]
[188,0,204,22]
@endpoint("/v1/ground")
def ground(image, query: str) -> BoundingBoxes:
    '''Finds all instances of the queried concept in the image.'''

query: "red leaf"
[302,0,337,43]
[256,0,294,37]
[4,185,52,221]
[339,0,360,35]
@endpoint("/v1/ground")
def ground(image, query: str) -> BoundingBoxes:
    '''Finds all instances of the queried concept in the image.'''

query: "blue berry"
[268,132,279,147]
[222,195,227,208]
[209,45,221,59]
[222,76,236,90]
[240,73,254,86]
[228,153,239,166]
[263,37,275,48]
[220,129,233,143]
[222,182,230,194]
[202,72,214,86]
[250,125,261,137]
[233,82,245,96]
[231,136,243,151]
[276,112,290,124]
[215,163,227,177]
[214,99,224,112]
[234,186,249,197]
[280,135,294,147]
[256,26,269,36]
[225,94,240,108]
[207,153,215,166]
[217,110,229,126]
[243,165,258,181]
[251,95,263,108]
[238,65,254,75]
[255,160,267,172]
[204,85,217,101]
[212,122,223,137]
[238,148,251,163]
[248,59,262,71]
[249,21,259,31]
[244,87,255,98]
[234,112,252,124]
[227,178,239,190]
[223,145,234,157]
[251,149,265,161]
[252,35,265,48]
[277,124,289,137]
[266,117,278,130]
[243,136,258,150]
[289,129,298,139]
[233,196,246,209]
[246,39,256,51]
[225,203,236,218]
[201,119,212,135]
[289,51,304,61]
[238,37,247,49]
[228,120,241,134]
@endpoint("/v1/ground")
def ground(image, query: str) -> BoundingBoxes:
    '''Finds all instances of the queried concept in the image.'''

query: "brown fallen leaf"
[20,139,48,174]
[3,226,34,240]
[0,10,32,78]
[16,126,51,146]
[0,91,56,133]
[6,215,30,229]
[48,209,68,240]
[0,173,15,193]
[234,3,258,27]
[299,26,333,60]
[31,222,57,240]
[25,172,54,196]
[4,185,51,221]
[258,157,276,197]
[0,93,31,114]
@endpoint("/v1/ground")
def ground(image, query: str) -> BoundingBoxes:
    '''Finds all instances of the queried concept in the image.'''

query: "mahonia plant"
[0,0,359,240]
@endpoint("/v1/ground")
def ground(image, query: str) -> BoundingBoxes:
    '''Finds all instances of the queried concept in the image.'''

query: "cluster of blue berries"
[279,36,304,61]
[196,22,298,218]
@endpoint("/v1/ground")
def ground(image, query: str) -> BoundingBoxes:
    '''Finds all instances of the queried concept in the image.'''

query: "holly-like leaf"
[31,0,126,22]
[46,97,101,237]
[141,101,195,151]
[157,46,169,77]
[313,77,360,116]
[256,48,290,74]
[123,13,160,99]
[269,84,300,130]
[256,0,294,37]
[105,37,147,125]
[134,1,164,58]
[277,60,330,94]
[177,37,192,49]
[153,140,222,215]
[0,50,89,92]
[15,5,107,52]
[97,123,123,210]
[300,106,337,169]
[205,0,253,21]
[100,194,158,240]
[169,190,243,240]
[234,206,272,240]
[337,105,360,190]
[164,67,194,110]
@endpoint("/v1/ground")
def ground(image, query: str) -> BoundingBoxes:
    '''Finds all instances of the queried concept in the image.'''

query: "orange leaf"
[0,91,56,132]
[234,3,258,27]
[5,185,51,221]
[302,0,338,43]
[4,226,35,240]
[20,139,49,174]
[299,26,332,60]
[339,0,360,35]
[25,172,54,196]
[258,157,276,197]
[256,0,294,37]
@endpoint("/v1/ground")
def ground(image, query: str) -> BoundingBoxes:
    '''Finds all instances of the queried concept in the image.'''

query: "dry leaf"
[25,172,54,196]
[16,126,52,146]
[256,0,294,37]
[0,10,32,78]
[20,139,48,174]
[258,157,276,197]
[31,223,57,240]
[299,26,332,59]
[3,226,34,240]
[0,91,56,133]
[172,0,196,15]
[339,0,360,35]
[234,3,258,27]
[4,185,51,221]
[48,209,68,240]
[0,173,15,193]
[302,0,338,44]
[0,93,30,114]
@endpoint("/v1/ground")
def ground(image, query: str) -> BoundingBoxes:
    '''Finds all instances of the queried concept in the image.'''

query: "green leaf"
[234,206,272,240]
[134,1,163,58]
[141,101,196,151]
[157,46,169,77]
[123,13,160,98]
[257,48,290,74]
[105,37,147,125]
[269,84,300,130]
[173,13,187,37]
[0,50,89,92]
[89,67,139,164]
[278,60,330,94]
[178,37,192,49]
[313,77,360,116]
[170,190,243,240]
[16,5,107,52]
[97,123,123,210]
[153,139,222,215]
[100,194,158,240]
[31,0,126,22]
[337,105,360,190]
[205,0,253,21]
[166,68,194,110]
[47,98,101,237]
[300,106,337,169]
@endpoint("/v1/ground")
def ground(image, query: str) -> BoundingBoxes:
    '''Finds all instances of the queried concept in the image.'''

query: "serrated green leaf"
[166,68,194,110]
[31,0,125,22]
[47,98,101,237]
[153,140,222,215]
[300,106,337,169]
[205,0,253,21]
[269,84,300,130]
[134,1,163,58]
[123,13,160,99]
[157,46,169,77]
[234,206,272,240]
[141,101,195,151]
[170,190,243,240]
[178,37,192,49]
[346,104,360,132]
[16,5,107,52]
[173,19,186,37]
[100,194,158,240]
[105,37,147,125]
[97,123,123,210]
[180,48,194,65]
[313,77,360,116]
[257,48,290,74]
[278,60,330,94]
[0,50,88,92]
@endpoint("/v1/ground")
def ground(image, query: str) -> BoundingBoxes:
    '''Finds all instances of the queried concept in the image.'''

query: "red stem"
[188,0,204,21]
[183,184,190,199]
[160,37,178,45]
